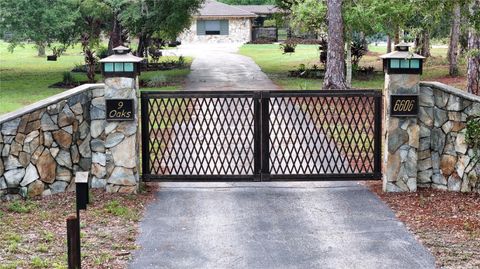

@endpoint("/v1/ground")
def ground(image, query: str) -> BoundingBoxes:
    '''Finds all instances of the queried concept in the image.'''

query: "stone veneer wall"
[179,17,252,43]
[0,84,103,199]
[417,82,479,192]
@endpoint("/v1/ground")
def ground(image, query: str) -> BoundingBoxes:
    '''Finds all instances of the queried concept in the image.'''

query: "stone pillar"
[383,74,420,192]
[102,77,140,193]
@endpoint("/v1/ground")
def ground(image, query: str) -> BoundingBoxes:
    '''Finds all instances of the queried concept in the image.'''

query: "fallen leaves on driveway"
[367,181,480,269]
[0,184,156,269]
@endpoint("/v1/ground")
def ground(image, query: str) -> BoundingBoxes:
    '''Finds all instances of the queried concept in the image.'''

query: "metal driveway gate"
[141,90,382,181]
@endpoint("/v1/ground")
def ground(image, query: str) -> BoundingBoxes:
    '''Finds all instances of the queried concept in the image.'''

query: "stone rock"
[30,145,45,165]
[443,135,457,156]
[433,89,448,108]
[70,103,83,115]
[456,155,469,179]
[417,158,432,171]
[4,168,25,187]
[91,177,107,188]
[419,137,430,151]
[58,105,75,127]
[432,184,448,190]
[419,125,430,138]
[56,166,72,182]
[407,178,417,192]
[451,121,466,132]
[447,173,462,191]
[431,152,440,173]
[79,136,92,158]
[50,181,68,194]
[47,100,65,115]
[433,108,448,127]
[25,120,40,134]
[106,184,121,193]
[105,132,125,148]
[105,122,118,134]
[465,102,480,117]
[62,125,73,134]
[44,132,53,147]
[112,135,137,168]
[24,130,39,143]
[19,187,28,198]
[2,144,10,157]
[1,118,21,135]
[10,142,22,156]
[385,182,404,192]
[432,173,447,185]
[117,122,137,136]
[91,163,107,178]
[92,88,105,98]
[50,147,60,158]
[91,138,105,153]
[26,136,40,154]
[17,115,29,133]
[386,153,401,182]
[407,124,419,148]
[90,105,106,120]
[418,107,433,126]
[440,155,457,176]
[388,128,408,153]
[419,87,434,107]
[68,93,89,106]
[92,152,106,166]
[118,186,137,194]
[107,167,136,186]
[5,155,22,170]
[431,128,445,153]
[448,112,466,122]
[441,121,452,133]
[14,133,26,144]
[28,180,44,197]
[0,177,6,189]
[42,189,52,196]
[418,169,433,183]
[78,157,91,171]
[21,163,39,186]
[56,150,72,169]
[455,132,467,154]
[71,145,80,164]
[446,94,462,111]
[418,150,431,160]
[0,158,4,175]
[79,121,89,140]
[91,120,104,139]
[40,113,58,131]
[53,130,72,149]
[37,150,56,183]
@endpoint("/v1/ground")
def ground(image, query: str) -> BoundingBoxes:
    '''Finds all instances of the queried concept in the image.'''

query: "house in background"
[178,0,281,44]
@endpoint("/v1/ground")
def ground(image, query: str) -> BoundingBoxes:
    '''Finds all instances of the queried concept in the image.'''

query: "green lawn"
[239,44,467,90]
[0,42,191,115]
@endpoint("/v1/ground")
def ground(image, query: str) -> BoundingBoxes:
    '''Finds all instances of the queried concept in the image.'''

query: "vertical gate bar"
[140,92,150,180]
[253,92,261,181]
[373,94,382,176]
[260,92,270,181]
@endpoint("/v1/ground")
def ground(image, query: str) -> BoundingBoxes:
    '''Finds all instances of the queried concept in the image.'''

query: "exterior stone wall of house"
[0,84,103,200]
[417,82,479,192]
[179,17,252,43]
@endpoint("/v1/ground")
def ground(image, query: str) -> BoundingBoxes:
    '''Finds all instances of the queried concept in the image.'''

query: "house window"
[205,20,221,35]
[197,20,229,36]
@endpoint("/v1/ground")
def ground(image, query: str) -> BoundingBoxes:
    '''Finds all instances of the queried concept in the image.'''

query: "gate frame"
[141,90,383,182]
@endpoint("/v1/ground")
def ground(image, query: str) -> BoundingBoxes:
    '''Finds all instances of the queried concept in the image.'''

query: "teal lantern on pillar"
[380,42,425,75]
[99,46,143,78]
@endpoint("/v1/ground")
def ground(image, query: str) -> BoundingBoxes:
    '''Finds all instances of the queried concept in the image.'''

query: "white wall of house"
[179,17,252,43]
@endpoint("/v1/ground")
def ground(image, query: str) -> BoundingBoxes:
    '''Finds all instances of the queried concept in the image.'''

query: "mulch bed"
[0,184,157,269]
[367,181,480,269]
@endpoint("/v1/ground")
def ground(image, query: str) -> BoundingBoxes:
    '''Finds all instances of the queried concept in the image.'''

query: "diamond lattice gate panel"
[141,90,382,181]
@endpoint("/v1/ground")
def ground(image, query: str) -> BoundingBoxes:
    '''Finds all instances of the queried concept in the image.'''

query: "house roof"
[196,0,257,18]
[234,5,282,15]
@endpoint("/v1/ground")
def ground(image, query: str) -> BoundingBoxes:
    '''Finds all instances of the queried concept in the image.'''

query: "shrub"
[7,200,36,213]
[146,75,168,87]
[466,117,480,159]
[96,46,109,59]
[351,33,368,67]
[280,40,297,54]
[62,72,76,85]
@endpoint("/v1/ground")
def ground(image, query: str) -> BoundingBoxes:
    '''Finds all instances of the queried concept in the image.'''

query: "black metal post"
[253,92,262,181]
[374,94,383,177]
[67,215,80,269]
[141,92,150,180]
[260,92,270,181]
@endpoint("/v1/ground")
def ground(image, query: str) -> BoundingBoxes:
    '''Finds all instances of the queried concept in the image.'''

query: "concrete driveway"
[163,43,280,91]
[130,182,435,269]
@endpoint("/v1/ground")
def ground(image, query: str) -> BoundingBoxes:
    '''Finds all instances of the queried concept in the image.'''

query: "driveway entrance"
[130,182,435,269]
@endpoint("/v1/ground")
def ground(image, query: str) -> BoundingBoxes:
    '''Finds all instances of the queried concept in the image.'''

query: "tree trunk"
[37,42,46,56]
[387,35,392,53]
[448,2,461,76]
[323,0,347,90]
[346,41,352,87]
[415,31,431,57]
[394,29,400,45]
[108,15,123,54]
[467,1,480,95]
